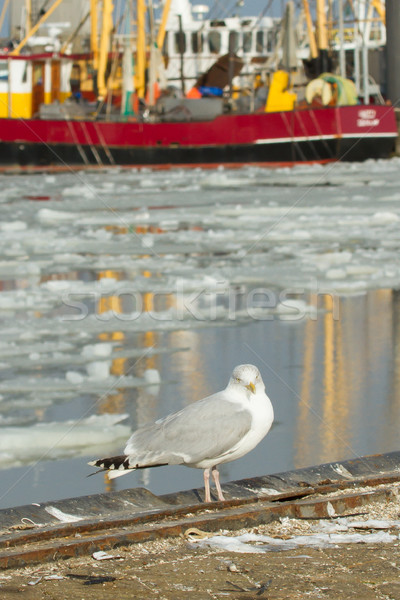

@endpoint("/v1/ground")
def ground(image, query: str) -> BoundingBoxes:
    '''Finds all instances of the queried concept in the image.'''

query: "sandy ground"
[2,541,400,600]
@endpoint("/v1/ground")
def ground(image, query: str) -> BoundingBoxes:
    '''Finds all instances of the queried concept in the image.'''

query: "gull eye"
[235,377,241,383]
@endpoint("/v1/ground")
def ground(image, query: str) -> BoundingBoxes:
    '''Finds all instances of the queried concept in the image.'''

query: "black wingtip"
[87,454,129,472]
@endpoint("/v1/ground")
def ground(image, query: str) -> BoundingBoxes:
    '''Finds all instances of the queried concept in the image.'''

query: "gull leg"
[203,468,211,502]
[211,466,225,501]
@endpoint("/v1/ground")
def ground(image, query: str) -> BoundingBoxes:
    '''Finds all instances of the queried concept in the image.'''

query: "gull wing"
[124,394,252,468]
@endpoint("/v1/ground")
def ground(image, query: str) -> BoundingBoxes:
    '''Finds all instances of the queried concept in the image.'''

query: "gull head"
[228,364,264,395]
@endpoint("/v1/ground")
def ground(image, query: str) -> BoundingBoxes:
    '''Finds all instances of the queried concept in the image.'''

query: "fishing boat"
[0,0,396,169]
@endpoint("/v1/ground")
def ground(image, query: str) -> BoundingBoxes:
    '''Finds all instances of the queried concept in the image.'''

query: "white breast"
[220,392,274,465]
[195,390,274,469]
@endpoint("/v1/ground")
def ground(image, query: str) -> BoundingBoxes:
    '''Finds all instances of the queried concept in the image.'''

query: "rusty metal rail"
[0,451,399,569]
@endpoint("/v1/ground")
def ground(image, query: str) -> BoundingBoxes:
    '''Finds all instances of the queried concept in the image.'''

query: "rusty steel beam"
[1,451,400,569]
[0,485,397,569]
[1,469,400,554]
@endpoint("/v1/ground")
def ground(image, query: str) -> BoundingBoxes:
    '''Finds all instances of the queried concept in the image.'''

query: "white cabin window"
[208,31,221,54]
[267,31,274,52]
[243,31,252,53]
[191,31,203,54]
[162,31,169,56]
[228,31,239,53]
[21,62,28,83]
[0,62,8,81]
[256,31,264,53]
[174,31,186,54]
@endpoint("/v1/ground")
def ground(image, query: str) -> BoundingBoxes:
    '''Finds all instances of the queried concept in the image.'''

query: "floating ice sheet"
[0,413,131,468]
[0,343,187,372]
[0,374,148,394]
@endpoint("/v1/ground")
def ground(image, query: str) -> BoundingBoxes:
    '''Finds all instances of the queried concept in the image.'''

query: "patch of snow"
[45,506,85,523]
[193,528,396,553]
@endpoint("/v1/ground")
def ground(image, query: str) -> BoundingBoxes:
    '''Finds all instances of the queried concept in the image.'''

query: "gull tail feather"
[87,455,169,478]
[87,454,131,478]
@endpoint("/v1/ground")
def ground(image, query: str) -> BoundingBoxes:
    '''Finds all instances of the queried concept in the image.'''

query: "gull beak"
[246,382,256,394]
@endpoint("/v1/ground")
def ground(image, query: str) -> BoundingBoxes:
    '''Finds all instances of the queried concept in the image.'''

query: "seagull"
[88,364,274,502]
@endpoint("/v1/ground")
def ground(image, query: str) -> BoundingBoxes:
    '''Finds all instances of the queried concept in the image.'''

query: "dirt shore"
[2,494,400,600]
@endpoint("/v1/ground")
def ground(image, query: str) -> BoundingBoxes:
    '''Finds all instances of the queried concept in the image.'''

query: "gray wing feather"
[124,393,252,467]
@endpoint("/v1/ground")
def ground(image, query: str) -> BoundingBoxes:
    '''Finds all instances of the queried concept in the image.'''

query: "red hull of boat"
[0,104,396,168]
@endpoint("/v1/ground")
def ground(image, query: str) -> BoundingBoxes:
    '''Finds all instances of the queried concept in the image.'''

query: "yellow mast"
[11,0,65,55]
[25,0,32,33]
[315,0,331,72]
[97,0,114,100]
[157,0,172,50]
[90,0,99,70]
[136,0,147,99]
[316,0,328,52]
[302,0,318,59]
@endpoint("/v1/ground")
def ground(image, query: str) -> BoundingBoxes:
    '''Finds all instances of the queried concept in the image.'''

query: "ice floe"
[0,413,130,468]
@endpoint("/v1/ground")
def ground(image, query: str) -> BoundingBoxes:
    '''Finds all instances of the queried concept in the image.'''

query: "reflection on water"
[296,289,399,468]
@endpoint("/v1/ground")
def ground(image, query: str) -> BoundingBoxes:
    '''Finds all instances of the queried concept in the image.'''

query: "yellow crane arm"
[371,0,385,22]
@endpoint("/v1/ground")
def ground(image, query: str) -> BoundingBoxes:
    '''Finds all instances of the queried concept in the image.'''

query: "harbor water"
[0,158,400,509]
